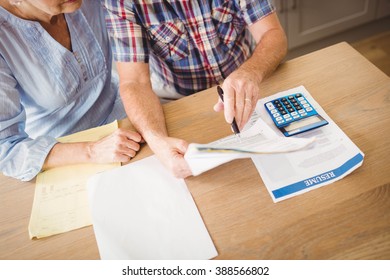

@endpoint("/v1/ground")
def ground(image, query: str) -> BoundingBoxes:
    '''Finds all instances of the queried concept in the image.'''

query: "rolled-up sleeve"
[240,0,275,25]
[103,0,150,62]
[0,55,57,181]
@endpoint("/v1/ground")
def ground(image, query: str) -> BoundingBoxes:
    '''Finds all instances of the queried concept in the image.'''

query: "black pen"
[217,86,241,137]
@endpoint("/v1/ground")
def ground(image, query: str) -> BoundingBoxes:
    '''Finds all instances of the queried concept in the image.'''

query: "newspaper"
[185,116,315,176]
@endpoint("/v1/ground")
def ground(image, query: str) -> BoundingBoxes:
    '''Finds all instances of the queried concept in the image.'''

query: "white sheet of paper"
[185,117,315,176]
[87,155,218,260]
[252,86,364,202]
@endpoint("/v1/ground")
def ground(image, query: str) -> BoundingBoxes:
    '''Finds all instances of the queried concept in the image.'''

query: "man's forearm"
[243,28,287,86]
[244,13,288,85]
[219,14,287,128]
[119,81,168,143]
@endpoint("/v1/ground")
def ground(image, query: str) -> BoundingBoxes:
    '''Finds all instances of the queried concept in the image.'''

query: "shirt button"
[165,36,171,41]
[198,26,204,32]
[226,14,233,21]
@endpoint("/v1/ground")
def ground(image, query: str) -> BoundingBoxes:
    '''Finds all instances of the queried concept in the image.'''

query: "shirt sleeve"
[0,54,57,181]
[102,0,150,62]
[240,0,275,25]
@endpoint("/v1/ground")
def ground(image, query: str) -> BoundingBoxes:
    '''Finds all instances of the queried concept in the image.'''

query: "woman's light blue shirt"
[0,1,126,181]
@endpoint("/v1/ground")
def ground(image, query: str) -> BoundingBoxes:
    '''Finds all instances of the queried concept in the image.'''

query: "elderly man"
[103,0,287,178]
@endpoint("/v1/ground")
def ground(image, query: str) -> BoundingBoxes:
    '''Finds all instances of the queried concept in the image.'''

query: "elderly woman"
[0,0,142,181]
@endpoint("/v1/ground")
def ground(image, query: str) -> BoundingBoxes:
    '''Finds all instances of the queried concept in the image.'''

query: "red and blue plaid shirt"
[103,0,275,95]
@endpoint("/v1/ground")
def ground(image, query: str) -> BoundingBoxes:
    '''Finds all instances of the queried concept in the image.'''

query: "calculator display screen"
[283,115,324,132]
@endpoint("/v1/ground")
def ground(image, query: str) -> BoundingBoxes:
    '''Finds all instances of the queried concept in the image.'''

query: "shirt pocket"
[147,20,189,63]
[212,4,243,50]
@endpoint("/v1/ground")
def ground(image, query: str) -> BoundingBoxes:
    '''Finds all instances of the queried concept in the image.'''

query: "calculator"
[264,93,328,137]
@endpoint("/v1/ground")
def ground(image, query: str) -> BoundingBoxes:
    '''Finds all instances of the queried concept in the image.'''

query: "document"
[87,155,218,260]
[28,121,120,239]
[185,116,315,176]
[252,86,364,202]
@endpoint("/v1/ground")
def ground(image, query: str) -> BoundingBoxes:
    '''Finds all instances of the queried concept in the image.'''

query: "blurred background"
[273,0,390,76]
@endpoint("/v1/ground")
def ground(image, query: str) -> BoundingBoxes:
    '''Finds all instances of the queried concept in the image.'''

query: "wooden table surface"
[1,42,389,260]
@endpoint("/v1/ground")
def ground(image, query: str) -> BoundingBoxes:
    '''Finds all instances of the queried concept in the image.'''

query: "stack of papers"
[185,117,315,176]
[252,86,364,202]
[185,85,364,203]
[28,121,120,239]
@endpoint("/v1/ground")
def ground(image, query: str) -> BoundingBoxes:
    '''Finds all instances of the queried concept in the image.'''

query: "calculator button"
[285,117,292,121]
[281,98,287,102]
[303,104,310,108]
[298,97,304,101]
[298,109,305,114]
[271,109,278,114]
[291,112,298,116]
[306,107,313,112]
[276,103,283,108]
[281,110,287,115]
[273,113,280,117]
[283,115,290,119]
[277,120,285,124]
[295,93,302,98]
[276,117,283,121]
[300,112,307,116]
[293,115,300,119]
[274,100,280,104]
[288,108,294,112]
[288,96,295,100]
[266,102,275,109]
[283,101,289,105]
[296,106,302,110]
[278,107,284,112]
[285,104,292,109]
[300,100,307,104]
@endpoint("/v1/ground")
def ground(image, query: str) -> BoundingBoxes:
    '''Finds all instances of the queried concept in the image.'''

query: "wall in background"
[272,0,390,60]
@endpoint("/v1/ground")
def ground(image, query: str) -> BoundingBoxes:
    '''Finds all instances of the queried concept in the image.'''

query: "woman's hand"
[43,128,144,170]
[88,128,143,163]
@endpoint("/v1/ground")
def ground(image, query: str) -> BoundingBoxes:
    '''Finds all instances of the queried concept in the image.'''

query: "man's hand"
[214,12,287,130]
[148,135,192,178]
[213,68,260,130]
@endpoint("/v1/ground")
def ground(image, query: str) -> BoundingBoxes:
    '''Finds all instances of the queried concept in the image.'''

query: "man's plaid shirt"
[103,0,274,95]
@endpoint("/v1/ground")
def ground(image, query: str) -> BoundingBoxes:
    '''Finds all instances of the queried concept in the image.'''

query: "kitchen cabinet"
[274,0,379,48]
[376,0,390,18]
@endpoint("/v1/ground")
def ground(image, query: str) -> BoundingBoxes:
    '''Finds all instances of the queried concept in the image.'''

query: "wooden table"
[1,42,389,260]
